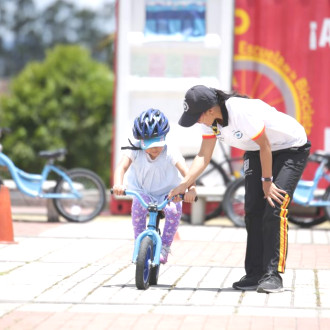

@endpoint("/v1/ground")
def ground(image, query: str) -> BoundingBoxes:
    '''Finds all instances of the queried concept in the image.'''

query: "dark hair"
[213,89,249,104]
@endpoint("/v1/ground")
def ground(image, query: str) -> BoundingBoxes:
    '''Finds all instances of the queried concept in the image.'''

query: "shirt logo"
[234,130,243,139]
[183,100,189,112]
[244,159,253,177]
[244,159,249,172]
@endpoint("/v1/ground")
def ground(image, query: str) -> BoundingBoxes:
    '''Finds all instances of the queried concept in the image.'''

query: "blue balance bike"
[111,189,194,290]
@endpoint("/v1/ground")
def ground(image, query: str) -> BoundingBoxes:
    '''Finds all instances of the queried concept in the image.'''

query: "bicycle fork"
[132,209,162,267]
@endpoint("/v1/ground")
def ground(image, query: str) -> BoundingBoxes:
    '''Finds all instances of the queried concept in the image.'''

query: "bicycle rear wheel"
[324,187,330,220]
[182,155,230,222]
[222,177,246,227]
[288,186,329,227]
[53,168,106,222]
[136,236,153,290]
[223,177,328,228]
[288,207,327,227]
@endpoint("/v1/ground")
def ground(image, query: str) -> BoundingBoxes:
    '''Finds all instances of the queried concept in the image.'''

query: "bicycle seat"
[38,148,67,159]
[158,210,165,219]
[310,150,330,167]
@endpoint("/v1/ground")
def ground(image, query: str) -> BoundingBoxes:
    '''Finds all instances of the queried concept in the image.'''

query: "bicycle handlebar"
[308,150,330,168]
[110,188,197,211]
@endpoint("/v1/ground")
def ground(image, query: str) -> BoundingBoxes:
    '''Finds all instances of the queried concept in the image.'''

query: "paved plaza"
[0,212,330,329]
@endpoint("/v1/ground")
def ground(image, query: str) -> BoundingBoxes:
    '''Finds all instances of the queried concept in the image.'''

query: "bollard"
[0,185,16,243]
[174,231,180,240]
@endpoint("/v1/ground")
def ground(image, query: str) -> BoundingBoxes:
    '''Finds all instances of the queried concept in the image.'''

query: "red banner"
[233,0,330,157]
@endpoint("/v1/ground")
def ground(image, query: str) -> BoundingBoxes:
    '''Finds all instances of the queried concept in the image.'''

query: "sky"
[0,0,116,48]
[34,0,115,11]
[33,0,116,33]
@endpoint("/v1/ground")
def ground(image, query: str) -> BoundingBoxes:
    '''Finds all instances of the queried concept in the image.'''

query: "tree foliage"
[0,45,113,186]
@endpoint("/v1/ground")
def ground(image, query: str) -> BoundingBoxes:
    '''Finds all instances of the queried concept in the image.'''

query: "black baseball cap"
[179,85,218,127]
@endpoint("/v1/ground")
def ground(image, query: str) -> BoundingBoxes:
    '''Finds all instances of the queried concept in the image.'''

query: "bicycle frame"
[0,151,81,199]
[293,157,330,207]
[125,190,168,267]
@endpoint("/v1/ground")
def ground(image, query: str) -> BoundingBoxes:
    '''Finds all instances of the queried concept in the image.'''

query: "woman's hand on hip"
[263,182,287,207]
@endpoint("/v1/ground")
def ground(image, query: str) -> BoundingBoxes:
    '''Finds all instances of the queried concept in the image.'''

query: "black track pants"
[243,142,310,276]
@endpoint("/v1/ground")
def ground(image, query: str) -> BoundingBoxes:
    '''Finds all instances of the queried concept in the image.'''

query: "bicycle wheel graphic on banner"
[233,57,298,117]
[231,58,323,227]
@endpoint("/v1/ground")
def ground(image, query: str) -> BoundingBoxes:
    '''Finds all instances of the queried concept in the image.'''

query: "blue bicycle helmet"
[133,109,170,140]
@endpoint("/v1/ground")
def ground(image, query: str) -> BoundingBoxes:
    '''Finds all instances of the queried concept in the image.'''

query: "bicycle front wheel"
[149,264,160,285]
[136,237,153,290]
[53,168,106,222]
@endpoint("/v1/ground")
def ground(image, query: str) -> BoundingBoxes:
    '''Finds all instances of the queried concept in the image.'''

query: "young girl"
[113,109,196,263]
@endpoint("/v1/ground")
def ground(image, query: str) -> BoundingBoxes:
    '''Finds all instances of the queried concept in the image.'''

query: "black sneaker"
[232,274,261,290]
[257,272,283,293]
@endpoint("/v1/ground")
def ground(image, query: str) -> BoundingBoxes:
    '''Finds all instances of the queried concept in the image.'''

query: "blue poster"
[145,0,206,41]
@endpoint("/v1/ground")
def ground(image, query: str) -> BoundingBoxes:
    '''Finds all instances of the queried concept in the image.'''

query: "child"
[113,108,196,263]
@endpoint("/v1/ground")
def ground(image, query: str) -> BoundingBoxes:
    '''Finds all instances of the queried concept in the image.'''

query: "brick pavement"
[0,215,330,330]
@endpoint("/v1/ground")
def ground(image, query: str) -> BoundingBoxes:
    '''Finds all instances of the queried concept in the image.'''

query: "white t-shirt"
[123,144,184,203]
[201,97,307,151]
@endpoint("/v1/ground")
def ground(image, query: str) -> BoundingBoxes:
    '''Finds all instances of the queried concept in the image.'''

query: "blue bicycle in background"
[289,150,330,226]
[0,127,106,222]
[222,150,330,228]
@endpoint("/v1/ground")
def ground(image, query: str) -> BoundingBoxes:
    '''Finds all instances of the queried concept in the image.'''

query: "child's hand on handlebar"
[171,195,182,203]
[112,184,126,196]
[168,183,187,201]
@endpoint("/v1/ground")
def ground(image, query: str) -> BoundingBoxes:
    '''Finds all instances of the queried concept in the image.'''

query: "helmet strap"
[121,138,142,150]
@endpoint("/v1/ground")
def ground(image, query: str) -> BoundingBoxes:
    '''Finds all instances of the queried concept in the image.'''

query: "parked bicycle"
[183,141,243,222]
[0,128,106,222]
[222,150,330,227]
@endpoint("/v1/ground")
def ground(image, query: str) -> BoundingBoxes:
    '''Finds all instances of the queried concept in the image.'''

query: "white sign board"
[113,0,235,184]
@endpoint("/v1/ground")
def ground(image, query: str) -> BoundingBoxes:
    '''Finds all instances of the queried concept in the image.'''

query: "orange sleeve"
[202,134,217,140]
[251,125,265,141]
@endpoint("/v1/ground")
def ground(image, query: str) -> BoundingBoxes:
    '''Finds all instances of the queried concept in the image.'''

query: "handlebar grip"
[179,193,198,202]
[110,188,127,195]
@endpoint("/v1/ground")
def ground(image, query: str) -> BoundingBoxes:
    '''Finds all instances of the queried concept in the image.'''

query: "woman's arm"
[168,137,217,199]
[113,155,132,195]
[255,131,272,179]
[254,132,286,207]
[175,160,197,203]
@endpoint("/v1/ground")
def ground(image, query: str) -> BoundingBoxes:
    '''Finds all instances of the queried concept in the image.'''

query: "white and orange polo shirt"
[201,97,307,151]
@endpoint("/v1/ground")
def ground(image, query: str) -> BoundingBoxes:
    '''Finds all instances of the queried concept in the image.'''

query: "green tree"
[0,44,113,186]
